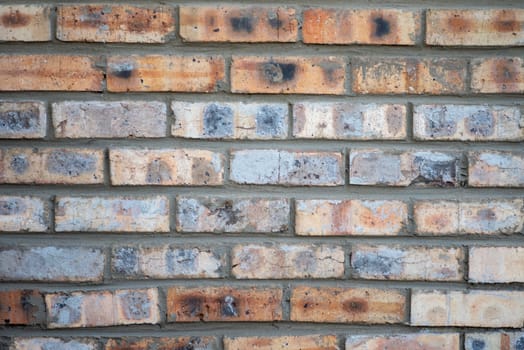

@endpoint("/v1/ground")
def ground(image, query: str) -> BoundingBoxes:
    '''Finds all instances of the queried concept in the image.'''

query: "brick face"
[468,151,524,187]
[471,57,524,94]
[225,336,339,350]
[0,5,51,41]
[469,247,524,283]
[0,101,46,138]
[105,337,220,350]
[0,196,49,232]
[346,334,460,350]
[0,290,44,325]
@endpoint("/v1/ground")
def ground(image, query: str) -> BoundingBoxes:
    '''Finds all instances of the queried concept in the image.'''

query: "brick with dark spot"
[0,101,46,138]
[262,62,296,83]
[0,5,51,41]
[104,337,220,350]
[471,57,523,93]
[0,196,48,232]
[0,290,44,325]
[347,334,460,350]
[203,103,234,137]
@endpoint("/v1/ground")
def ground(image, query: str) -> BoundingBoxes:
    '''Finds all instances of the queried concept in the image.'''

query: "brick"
[0,5,51,41]
[469,151,524,187]
[291,286,406,323]
[465,332,524,350]
[12,338,98,350]
[180,6,297,42]
[0,55,103,91]
[176,197,289,233]
[166,286,282,322]
[293,102,406,140]
[0,247,105,282]
[351,245,464,281]
[427,9,524,46]
[46,288,159,328]
[415,104,524,141]
[232,244,345,279]
[110,149,224,186]
[0,290,44,325]
[225,335,339,350]
[295,200,407,236]
[0,148,104,184]
[411,290,524,327]
[230,150,344,185]
[415,199,524,235]
[303,8,420,45]
[112,245,226,279]
[107,55,225,92]
[172,102,288,139]
[352,58,467,94]
[231,56,346,94]
[0,196,49,232]
[57,5,175,43]
[350,150,460,187]
[105,337,220,350]
[346,334,460,350]
[53,101,167,138]
[471,57,524,94]
[55,196,169,232]
[0,101,46,138]
[469,247,524,283]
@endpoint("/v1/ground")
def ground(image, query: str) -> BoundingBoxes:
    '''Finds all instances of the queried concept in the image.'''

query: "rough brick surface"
[346,334,460,350]
[166,286,282,322]
[105,337,220,350]
[57,5,175,43]
[225,336,339,350]
[53,101,167,138]
[0,196,49,232]
[471,57,524,94]
[295,200,407,236]
[0,101,46,138]
[469,151,524,187]
[180,6,298,42]
[0,290,44,325]
[303,8,420,45]
[469,247,524,283]
[12,338,98,350]
[0,5,51,41]
[465,332,524,350]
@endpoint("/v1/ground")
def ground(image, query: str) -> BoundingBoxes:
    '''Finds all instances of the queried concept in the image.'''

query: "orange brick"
[110,148,224,186]
[180,6,297,42]
[57,5,175,43]
[469,247,524,283]
[0,290,43,325]
[303,8,420,45]
[105,337,220,350]
[231,56,346,94]
[471,57,523,93]
[290,286,407,323]
[13,338,98,350]
[0,5,51,41]
[346,334,460,350]
[469,151,524,187]
[0,196,49,232]
[0,55,103,91]
[427,9,524,46]
[0,148,104,184]
[107,55,225,92]
[414,201,459,235]
[352,58,467,94]
[225,335,339,350]
[167,286,282,322]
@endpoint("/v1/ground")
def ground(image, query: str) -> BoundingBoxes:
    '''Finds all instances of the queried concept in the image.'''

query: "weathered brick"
[0,55,103,91]
[0,148,104,184]
[231,56,346,94]
[55,196,169,232]
[471,57,523,94]
[0,101,46,138]
[352,58,467,94]
[427,9,524,46]
[469,151,524,187]
[303,8,420,45]
[346,333,460,350]
[0,247,105,282]
[465,332,524,350]
[0,196,49,232]
[53,101,167,138]
[57,5,175,43]
[0,290,44,325]
[0,5,51,41]
[350,150,460,187]
[107,55,225,92]
[415,199,524,235]
[179,6,297,42]
[232,244,345,279]
[112,245,226,279]
[110,149,224,186]
[469,247,524,283]
[411,290,524,327]
[295,200,407,236]
[176,197,289,233]
[414,104,524,141]
[46,288,160,328]
[105,337,220,350]
[172,102,288,139]
[351,245,464,281]
[225,335,339,350]
[290,286,407,323]
[230,150,344,185]
[166,286,282,322]
[12,338,98,350]
[293,102,406,140]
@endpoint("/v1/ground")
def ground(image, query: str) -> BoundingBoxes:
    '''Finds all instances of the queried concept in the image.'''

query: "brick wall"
[0,2,523,349]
